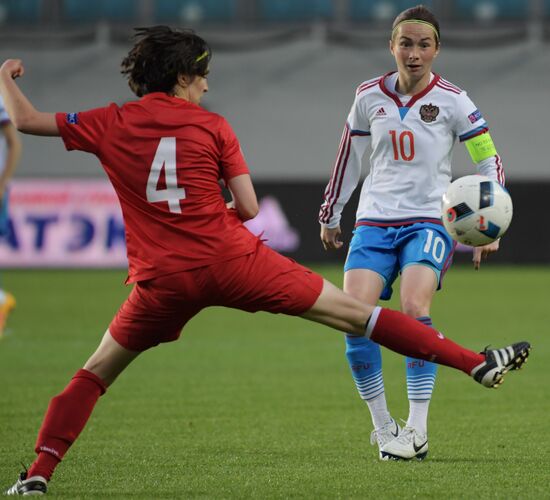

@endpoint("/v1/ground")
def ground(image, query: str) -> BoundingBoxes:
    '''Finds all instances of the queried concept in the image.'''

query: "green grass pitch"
[0,265,548,498]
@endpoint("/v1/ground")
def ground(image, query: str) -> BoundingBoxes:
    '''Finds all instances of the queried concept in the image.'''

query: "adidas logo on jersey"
[375,107,387,117]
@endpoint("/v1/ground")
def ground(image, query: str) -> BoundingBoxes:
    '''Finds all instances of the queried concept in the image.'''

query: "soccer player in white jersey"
[319,5,505,461]
[0,94,21,337]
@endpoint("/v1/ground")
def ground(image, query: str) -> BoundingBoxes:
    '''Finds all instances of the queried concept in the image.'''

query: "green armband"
[464,132,498,163]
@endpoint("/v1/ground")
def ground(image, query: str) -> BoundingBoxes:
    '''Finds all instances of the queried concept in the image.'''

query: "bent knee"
[400,297,430,318]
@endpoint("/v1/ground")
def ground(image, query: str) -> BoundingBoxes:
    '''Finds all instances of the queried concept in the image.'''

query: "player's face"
[390,23,439,81]
[187,75,209,105]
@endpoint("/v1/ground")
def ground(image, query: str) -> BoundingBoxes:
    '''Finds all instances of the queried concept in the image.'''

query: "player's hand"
[0,59,25,79]
[472,239,500,270]
[320,225,343,251]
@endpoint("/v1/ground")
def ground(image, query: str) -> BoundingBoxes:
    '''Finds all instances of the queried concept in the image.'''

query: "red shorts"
[109,242,324,351]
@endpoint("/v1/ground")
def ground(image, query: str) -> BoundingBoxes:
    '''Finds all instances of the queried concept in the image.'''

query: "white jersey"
[319,72,504,228]
[0,95,10,176]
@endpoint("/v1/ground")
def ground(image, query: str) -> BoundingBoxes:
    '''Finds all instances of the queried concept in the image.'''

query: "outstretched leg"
[301,279,529,381]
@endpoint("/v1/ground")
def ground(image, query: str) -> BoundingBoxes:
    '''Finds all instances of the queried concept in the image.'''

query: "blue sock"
[345,335,391,429]
[405,316,438,434]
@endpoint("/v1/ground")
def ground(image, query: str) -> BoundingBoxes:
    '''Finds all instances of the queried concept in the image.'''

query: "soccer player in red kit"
[0,27,530,495]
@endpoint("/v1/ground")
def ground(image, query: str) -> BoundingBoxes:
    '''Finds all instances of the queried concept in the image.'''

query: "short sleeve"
[55,103,117,155]
[218,117,250,182]
[454,91,489,142]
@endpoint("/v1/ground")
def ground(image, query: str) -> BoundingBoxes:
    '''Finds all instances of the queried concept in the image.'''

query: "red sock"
[27,369,107,481]
[369,308,484,374]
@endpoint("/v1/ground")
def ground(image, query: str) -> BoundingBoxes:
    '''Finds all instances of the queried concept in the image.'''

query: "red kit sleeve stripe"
[435,82,461,95]
[496,154,505,185]
[320,124,351,224]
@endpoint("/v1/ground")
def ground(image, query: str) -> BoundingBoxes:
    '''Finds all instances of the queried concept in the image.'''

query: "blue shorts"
[344,220,455,301]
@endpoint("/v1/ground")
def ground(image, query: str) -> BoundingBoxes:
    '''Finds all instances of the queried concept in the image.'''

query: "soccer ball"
[441,175,513,247]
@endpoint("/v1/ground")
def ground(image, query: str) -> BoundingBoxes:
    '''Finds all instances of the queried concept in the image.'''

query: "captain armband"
[464,132,498,163]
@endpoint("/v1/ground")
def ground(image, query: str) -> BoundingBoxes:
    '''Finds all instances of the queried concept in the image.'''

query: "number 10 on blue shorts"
[344,221,455,300]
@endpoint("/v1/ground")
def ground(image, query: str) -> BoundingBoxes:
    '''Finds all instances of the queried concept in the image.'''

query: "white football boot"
[370,418,401,460]
[380,426,428,461]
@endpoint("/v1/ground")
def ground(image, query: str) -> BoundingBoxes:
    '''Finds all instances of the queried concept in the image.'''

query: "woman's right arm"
[319,89,371,250]
[0,59,59,136]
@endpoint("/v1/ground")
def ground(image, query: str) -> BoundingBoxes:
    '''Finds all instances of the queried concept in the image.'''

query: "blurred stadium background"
[0,0,548,266]
[1,4,549,496]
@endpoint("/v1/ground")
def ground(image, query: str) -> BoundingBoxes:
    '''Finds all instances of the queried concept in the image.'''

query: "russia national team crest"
[419,103,439,123]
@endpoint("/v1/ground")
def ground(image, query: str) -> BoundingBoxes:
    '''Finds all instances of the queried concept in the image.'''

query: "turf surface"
[0,266,547,498]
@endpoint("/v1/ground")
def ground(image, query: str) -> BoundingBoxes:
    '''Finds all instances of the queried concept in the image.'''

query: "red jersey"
[56,93,258,283]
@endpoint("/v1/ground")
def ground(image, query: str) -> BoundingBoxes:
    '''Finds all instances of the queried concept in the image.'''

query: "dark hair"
[121,26,211,97]
[392,5,440,46]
